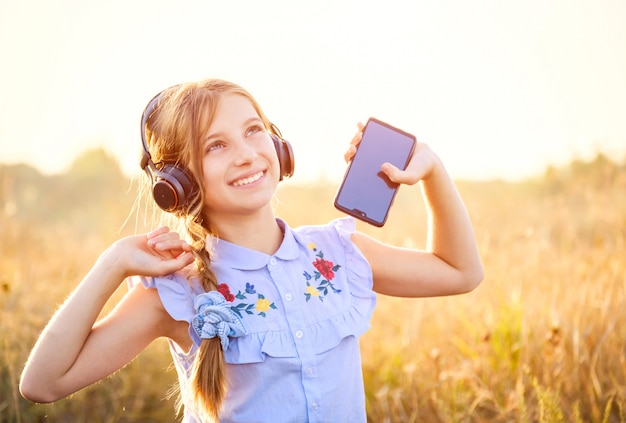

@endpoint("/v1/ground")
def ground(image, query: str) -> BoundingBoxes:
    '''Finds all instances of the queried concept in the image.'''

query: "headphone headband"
[139,90,167,172]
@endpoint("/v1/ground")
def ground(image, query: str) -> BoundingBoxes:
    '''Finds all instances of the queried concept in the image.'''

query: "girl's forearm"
[20,247,126,400]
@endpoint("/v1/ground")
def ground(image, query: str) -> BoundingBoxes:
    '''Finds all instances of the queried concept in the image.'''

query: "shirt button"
[285,293,293,301]
[305,367,313,376]
[312,402,319,410]
[295,330,303,339]
[269,257,277,266]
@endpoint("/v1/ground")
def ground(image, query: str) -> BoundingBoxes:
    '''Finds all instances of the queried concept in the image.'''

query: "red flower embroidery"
[217,283,235,302]
[313,257,336,280]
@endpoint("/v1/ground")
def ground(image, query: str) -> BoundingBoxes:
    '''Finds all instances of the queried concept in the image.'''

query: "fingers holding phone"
[344,122,365,163]
[344,119,438,188]
[382,141,438,186]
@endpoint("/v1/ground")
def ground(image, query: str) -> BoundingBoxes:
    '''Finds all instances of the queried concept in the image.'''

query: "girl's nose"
[232,138,258,165]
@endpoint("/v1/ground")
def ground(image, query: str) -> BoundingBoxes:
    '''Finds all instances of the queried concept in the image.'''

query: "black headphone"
[139,87,295,213]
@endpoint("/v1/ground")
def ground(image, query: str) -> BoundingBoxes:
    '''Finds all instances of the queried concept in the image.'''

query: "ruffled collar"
[210,218,300,270]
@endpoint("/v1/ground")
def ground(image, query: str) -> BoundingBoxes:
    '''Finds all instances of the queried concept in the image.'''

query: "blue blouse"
[130,217,377,422]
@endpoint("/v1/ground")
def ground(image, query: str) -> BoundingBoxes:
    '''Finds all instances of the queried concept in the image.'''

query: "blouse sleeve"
[127,273,203,346]
[327,216,377,338]
[333,216,375,295]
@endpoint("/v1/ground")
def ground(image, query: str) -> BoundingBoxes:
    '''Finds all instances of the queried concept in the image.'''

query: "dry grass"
[1,155,625,422]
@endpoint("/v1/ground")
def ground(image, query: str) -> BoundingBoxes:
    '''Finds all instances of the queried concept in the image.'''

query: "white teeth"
[232,171,263,187]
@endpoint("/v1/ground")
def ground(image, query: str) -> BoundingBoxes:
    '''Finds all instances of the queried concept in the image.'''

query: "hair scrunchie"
[192,291,248,350]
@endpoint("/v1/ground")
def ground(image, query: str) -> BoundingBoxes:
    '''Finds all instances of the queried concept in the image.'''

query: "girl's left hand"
[344,122,439,186]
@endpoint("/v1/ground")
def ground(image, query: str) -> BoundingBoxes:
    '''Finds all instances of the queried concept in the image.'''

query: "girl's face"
[200,93,281,219]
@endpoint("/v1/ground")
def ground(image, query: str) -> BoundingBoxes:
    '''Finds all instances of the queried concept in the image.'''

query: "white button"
[305,367,313,375]
[285,293,293,301]
[269,257,277,265]
[312,402,319,410]
[295,330,303,338]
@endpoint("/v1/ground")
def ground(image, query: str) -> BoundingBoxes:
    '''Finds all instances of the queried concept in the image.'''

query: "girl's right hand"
[107,227,195,279]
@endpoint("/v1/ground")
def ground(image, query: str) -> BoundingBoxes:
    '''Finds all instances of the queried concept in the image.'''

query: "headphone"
[139,87,294,213]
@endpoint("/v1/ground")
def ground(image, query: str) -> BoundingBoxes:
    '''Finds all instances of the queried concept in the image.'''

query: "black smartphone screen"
[334,118,416,227]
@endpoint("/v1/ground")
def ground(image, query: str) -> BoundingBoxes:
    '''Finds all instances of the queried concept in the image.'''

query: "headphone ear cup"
[152,165,195,212]
[271,133,295,180]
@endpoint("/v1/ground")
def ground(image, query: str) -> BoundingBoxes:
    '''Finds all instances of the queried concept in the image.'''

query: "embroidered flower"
[313,257,336,280]
[303,248,342,302]
[217,283,235,302]
[255,297,271,313]
[307,242,317,250]
[305,285,320,297]
[192,291,248,350]
[245,282,256,294]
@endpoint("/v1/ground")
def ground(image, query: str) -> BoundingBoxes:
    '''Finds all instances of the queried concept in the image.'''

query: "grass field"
[1,152,624,422]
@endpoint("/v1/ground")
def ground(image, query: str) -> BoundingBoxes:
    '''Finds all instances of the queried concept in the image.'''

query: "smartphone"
[334,117,416,227]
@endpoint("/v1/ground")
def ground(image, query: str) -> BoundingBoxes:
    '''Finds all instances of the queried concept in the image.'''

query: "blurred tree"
[0,148,135,226]
[67,147,125,182]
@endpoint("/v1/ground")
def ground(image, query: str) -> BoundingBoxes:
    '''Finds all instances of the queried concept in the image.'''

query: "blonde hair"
[142,78,273,420]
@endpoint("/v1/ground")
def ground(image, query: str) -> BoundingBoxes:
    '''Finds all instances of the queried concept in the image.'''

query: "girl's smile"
[231,170,265,187]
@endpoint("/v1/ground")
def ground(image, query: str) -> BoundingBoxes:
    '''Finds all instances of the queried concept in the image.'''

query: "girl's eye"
[206,141,226,153]
[246,125,264,137]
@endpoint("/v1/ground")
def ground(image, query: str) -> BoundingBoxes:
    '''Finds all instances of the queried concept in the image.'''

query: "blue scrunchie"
[191,291,248,350]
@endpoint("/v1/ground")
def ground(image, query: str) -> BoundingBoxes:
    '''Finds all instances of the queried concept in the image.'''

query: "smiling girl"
[20,78,483,422]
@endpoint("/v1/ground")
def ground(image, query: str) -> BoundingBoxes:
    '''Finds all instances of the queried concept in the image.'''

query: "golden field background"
[1,150,625,422]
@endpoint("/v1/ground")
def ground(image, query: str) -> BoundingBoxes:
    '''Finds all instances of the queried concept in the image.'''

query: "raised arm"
[19,228,194,403]
[347,129,484,297]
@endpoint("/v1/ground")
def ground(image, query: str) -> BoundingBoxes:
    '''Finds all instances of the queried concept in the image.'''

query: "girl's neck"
[210,209,284,255]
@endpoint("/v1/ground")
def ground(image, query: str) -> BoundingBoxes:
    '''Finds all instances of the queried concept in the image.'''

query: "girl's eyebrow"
[204,117,263,142]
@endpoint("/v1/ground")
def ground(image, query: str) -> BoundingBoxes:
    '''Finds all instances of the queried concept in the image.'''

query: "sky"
[1,0,625,183]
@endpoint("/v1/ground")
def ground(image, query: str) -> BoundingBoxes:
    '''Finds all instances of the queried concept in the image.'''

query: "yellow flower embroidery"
[305,285,320,297]
[307,242,317,250]
[256,297,271,312]
[228,284,277,318]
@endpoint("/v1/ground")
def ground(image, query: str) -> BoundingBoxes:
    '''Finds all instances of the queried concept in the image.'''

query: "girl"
[20,78,483,422]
